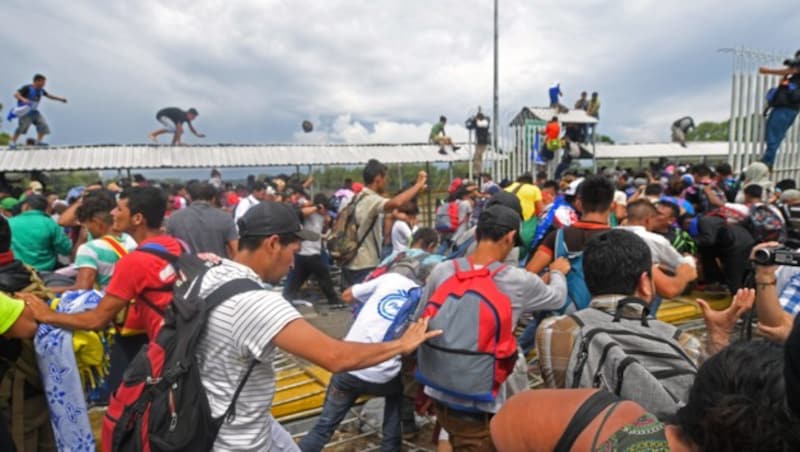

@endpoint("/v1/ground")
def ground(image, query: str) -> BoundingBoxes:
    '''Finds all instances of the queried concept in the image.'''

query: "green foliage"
[597,134,615,144]
[0,133,9,146]
[46,171,104,195]
[686,119,730,142]
[310,162,472,194]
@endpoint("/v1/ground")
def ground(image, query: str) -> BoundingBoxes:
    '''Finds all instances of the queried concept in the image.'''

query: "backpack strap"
[202,278,265,425]
[354,196,380,255]
[554,390,620,452]
[486,261,506,277]
[137,244,179,263]
[101,235,130,259]
[223,359,258,423]
[555,228,568,258]
[204,278,264,311]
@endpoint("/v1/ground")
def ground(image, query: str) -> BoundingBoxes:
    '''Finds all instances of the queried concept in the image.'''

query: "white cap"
[564,177,585,196]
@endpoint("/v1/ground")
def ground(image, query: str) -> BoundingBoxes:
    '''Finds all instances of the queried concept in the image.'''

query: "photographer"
[759,49,800,168]
[750,242,798,342]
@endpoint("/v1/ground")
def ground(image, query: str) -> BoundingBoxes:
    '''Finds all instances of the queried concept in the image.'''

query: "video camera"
[752,246,800,266]
[784,50,800,68]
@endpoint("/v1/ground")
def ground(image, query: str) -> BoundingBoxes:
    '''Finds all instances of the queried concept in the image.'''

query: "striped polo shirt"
[195,259,301,451]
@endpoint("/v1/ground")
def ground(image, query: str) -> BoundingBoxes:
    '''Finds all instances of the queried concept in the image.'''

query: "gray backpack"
[564,298,697,418]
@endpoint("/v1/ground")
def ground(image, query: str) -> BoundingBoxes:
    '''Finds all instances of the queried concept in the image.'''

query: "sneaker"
[438,147,447,155]
[452,145,461,151]
[7,144,16,150]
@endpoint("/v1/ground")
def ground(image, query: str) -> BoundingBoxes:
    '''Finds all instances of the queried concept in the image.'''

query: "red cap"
[352,182,364,193]
[448,178,463,194]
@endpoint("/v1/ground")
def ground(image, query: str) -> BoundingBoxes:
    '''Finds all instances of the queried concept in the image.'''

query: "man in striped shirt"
[194,201,441,451]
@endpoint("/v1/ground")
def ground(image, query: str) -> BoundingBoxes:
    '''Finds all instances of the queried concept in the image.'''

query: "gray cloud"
[0,0,797,146]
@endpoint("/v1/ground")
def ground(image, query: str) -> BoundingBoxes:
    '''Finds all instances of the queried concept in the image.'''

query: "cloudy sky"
[1,0,797,147]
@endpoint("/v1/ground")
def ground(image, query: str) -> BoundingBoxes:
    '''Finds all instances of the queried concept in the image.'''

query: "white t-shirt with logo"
[347,273,419,383]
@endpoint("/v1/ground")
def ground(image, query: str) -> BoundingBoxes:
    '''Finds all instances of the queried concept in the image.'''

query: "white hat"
[564,177,585,196]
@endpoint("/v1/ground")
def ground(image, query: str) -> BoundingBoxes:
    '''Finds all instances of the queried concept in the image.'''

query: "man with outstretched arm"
[8,74,67,147]
[25,199,441,451]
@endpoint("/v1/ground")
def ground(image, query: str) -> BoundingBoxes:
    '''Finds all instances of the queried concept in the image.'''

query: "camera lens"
[753,248,773,265]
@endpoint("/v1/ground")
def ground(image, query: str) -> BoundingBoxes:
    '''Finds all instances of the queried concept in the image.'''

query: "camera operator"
[748,242,798,344]
[759,49,800,168]
[749,241,800,419]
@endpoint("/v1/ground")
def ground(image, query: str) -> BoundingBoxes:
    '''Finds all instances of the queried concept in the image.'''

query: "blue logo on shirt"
[377,290,409,321]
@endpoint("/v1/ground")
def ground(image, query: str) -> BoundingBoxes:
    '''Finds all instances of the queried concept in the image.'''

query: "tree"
[686,120,730,142]
[597,134,615,144]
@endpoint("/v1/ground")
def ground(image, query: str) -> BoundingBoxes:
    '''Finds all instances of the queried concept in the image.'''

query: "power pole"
[492,0,499,154]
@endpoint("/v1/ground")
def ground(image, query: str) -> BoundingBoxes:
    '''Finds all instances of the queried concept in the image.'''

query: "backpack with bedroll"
[564,298,697,418]
[102,246,264,452]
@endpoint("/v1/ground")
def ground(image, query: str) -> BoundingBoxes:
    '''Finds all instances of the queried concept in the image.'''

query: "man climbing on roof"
[7,74,67,148]
[671,116,695,148]
[429,115,460,155]
[148,107,205,145]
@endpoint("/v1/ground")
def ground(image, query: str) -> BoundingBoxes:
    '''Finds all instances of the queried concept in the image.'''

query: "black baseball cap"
[486,191,523,218]
[237,201,319,241]
[478,204,522,245]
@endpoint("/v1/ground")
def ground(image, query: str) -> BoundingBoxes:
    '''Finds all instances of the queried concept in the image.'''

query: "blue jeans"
[299,373,403,452]
[763,107,799,167]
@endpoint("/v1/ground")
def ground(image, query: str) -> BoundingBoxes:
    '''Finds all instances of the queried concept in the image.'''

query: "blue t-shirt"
[549,84,561,104]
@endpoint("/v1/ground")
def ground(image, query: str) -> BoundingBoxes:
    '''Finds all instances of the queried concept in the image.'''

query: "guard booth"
[491,106,598,182]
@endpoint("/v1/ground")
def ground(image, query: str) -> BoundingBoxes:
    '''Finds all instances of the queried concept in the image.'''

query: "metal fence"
[724,47,800,181]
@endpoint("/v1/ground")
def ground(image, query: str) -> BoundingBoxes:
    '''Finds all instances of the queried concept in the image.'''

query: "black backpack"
[103,247,264,452]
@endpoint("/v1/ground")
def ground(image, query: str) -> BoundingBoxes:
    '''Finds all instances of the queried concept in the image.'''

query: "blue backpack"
[554,228,592,313]
[382,287,423,341]
[766,81,800,108]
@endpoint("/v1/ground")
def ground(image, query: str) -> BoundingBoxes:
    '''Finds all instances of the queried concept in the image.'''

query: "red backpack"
[415,258,518,403]
[435,201,461,234]
[102,247,263,452]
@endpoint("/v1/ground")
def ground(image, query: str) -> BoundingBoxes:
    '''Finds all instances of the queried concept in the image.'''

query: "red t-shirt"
[105,235,183,339]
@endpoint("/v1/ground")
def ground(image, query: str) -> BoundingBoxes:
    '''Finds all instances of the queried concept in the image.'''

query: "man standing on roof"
[8,74,67,148]
[148,107,205,145]
[472,111,491,175]
[574,91,589,111]
[671,116,695,148]
[430,116,460,155]
[587,92,600,143]
[549,82,568,113]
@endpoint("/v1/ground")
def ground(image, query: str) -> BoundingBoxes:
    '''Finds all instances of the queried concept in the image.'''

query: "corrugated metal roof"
[593,142,729,159]
[509,107,599,126]
[0,144,470,171]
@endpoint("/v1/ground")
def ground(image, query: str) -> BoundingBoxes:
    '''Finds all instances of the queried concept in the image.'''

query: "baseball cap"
[28,181,43,194]
[564,177,585,197]
[448,178,463,194]
[486,191,523,218]
[0,197,19,211]
[478,205,522,245]
[237,201,319,241]
[780,189,800,204]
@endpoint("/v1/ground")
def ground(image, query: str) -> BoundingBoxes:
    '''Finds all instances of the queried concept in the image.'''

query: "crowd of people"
[0,154,799,451]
